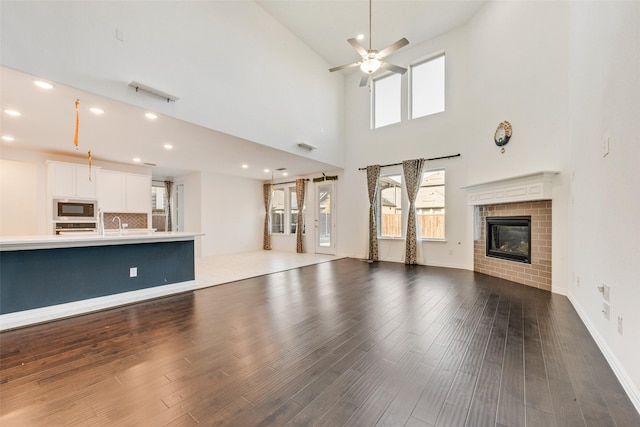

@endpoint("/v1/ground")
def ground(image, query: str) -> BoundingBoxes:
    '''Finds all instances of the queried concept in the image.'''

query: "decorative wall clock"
[494,121,512,153]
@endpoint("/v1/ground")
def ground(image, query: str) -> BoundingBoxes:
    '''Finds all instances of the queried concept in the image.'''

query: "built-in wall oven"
[54,222,98,235]
[53,199,98,235]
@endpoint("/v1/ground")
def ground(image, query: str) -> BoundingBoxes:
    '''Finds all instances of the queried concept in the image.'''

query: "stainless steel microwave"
[53,199,97,221]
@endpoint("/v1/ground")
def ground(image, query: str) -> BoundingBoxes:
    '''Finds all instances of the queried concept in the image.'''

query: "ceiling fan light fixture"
[360,58,381,74]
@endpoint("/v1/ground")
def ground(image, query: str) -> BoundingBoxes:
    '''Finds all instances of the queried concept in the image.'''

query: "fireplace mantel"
[461,171,559,206]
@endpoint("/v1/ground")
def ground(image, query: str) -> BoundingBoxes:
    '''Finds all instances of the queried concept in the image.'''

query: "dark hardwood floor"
[1,258,638,426]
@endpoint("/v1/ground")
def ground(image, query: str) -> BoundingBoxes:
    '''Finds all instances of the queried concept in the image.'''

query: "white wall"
[567,0,640,410]
[0,1,344,168]
[0,159,39,236]
[198,171,264,257]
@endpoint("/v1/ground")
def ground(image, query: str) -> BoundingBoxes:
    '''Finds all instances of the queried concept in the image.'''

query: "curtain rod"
[271,178,310,186]
[357,153,461,170]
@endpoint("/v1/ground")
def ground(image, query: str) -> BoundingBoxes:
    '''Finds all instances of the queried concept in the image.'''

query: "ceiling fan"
[329,0,410,87]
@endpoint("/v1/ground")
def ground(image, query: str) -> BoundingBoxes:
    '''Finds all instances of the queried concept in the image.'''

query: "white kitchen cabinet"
[97,170,151,213]
[97,170,125,212]
[48,162,97,199]
[126,174,152,213]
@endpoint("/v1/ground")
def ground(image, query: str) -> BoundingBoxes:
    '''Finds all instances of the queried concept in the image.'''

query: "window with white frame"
[378,169,446,240]
[151,182,168,232]
[289,186,306,234]
[416,169,445,239]
[378,174,403,238]
[270,187,285,234]
[410,54,445,119]
[373,73,401,128]
[271,185,305,235]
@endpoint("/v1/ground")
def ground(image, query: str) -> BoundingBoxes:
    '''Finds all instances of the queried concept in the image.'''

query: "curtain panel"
[402,159,426,265]
[263,183,272,250]
[366,165,381,261]
[164,180,173,231]
[295,179,306,253]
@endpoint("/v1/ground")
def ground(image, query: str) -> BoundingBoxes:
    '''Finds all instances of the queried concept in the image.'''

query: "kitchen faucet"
[112,216,122,233]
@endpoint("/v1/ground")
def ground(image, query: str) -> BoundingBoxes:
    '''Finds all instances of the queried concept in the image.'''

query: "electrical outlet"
[617,315,623,335]
[603,284,610,302]
[130,267,137,278]
[602,302,610,320]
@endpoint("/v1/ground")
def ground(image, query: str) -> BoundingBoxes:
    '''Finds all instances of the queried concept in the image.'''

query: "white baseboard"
[0,280,197,331]
[568,292,640,414]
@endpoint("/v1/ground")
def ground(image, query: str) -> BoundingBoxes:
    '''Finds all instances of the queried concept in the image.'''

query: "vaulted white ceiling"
[0,1,485,180]
[257,1,485,69]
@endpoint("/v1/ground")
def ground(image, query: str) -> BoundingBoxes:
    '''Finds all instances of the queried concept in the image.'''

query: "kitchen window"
[151,182,168,231]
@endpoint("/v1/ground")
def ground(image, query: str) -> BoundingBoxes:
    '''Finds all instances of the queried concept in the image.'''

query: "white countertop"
[0,231,204,251]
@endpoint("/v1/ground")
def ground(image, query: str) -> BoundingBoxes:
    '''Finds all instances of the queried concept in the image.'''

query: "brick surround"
[474,200,552,291]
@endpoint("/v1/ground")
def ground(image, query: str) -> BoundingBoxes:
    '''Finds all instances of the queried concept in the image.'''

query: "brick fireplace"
[475,200,552,291]
[463,172,558,292]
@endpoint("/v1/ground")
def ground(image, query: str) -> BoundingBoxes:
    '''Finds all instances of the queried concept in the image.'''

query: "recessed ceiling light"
[356,34,365,40]
[145,112,158,119]
[4,109,21,117]
[1,136,15,142]
[34,80,53,89]
[163,143,173,149]
[242,164,248,169]
[282,172,289,176]
[89,107,104,114]
[264,169,270,173]
[133,157,141,163]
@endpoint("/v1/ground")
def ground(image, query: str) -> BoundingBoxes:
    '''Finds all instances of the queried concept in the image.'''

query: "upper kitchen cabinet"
[48,161,98,199]
[97,170,151,213]
[126,174,152,213]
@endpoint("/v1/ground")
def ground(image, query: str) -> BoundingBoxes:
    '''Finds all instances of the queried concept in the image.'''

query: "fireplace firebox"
[486,216,531,263]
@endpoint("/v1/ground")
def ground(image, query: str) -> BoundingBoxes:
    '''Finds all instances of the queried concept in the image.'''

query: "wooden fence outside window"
[381,213,445,239]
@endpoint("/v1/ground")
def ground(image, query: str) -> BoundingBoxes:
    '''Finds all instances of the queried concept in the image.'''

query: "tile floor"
[194,250,340,289]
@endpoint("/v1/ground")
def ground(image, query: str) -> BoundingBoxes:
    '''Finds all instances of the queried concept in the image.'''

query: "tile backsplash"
[103,213,148,229]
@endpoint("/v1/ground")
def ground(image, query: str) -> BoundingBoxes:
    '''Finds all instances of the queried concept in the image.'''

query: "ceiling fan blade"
[329,61,361,73]
[359,74,370,87]
[378,38,409,58]
[348,38,369,57]
[380,61,407,75]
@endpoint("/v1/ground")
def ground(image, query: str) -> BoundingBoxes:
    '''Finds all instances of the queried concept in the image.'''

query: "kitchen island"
[0,232,202,330]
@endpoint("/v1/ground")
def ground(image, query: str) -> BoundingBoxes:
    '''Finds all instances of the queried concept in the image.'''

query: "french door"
[315,181,336,254]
